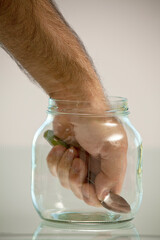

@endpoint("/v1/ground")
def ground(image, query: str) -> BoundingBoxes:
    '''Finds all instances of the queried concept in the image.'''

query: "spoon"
[88,173,131,214]
[101,193,131,213]
[44,130,131,214]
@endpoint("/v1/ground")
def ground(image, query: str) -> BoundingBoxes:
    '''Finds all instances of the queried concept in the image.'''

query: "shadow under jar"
[32,97,143,223]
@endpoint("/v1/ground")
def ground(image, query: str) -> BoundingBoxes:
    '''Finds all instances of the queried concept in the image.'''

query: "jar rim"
[48,96,129,116]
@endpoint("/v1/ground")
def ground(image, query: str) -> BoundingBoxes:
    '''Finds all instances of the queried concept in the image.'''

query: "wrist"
[49,84,110,113]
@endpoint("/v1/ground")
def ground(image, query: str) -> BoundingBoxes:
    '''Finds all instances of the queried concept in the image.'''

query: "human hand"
[46,111,128,209]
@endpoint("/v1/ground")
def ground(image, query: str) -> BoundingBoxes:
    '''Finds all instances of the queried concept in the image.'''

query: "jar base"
[40,210,133,223]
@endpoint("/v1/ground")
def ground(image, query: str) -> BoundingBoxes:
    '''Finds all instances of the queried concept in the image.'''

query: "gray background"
[0,0,160,236]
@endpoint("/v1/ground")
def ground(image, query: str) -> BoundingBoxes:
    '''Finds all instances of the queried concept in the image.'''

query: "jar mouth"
[48,96,129,116]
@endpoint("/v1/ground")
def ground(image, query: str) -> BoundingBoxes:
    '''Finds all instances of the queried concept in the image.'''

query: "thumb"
[94,171,115,201]
[94,171,131,213]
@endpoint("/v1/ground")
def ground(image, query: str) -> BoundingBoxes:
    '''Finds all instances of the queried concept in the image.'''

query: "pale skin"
[0,0,128,206]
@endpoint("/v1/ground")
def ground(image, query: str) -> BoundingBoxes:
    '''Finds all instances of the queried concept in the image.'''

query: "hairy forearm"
[0,0,107,108]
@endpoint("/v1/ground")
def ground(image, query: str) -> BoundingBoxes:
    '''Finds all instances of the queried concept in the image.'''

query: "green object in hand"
[44,130,69,148]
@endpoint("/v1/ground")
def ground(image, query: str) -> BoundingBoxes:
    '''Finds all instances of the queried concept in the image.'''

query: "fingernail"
[68,148,74,154]
[100,190,109,202]
[65,147,75,159]
[67,147,78,158]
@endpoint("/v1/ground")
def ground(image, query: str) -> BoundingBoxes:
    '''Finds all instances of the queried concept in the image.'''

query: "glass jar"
[32,97,143,223]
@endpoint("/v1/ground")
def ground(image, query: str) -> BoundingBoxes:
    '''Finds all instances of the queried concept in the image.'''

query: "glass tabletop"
[0,234,159,240]
[0,220,159,240]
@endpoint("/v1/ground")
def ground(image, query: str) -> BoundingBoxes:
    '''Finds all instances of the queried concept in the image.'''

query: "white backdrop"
[0,0,160,236]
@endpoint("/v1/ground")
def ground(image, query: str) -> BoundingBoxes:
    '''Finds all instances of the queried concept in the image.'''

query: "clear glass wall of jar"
[32,97,143,223]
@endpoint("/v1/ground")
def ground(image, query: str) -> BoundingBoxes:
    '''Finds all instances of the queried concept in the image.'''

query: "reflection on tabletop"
[33,220,140,240]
